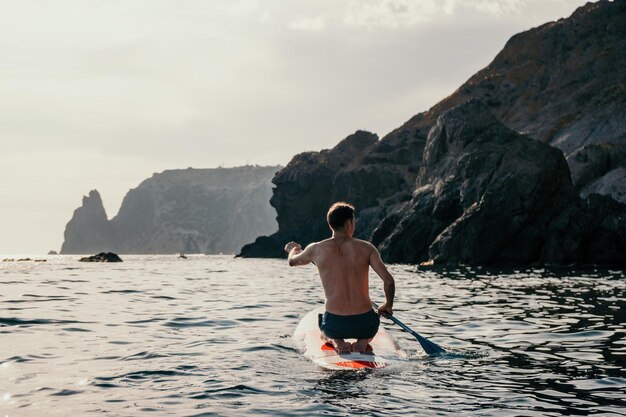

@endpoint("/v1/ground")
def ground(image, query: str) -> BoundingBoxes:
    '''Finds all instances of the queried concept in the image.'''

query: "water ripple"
[0,317,85,326]
[190,384,269,400]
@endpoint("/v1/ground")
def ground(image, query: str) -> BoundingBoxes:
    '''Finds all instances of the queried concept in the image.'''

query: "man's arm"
[284,241,316,267]
[368,244,395,316]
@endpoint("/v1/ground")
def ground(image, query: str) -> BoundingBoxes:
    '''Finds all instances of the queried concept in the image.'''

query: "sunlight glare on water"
[1,255,625,416]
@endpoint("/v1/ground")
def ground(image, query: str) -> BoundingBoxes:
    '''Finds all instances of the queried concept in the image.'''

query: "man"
[284,202,395,354]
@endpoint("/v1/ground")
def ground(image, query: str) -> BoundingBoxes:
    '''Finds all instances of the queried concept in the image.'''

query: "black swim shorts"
[318,309,380,340]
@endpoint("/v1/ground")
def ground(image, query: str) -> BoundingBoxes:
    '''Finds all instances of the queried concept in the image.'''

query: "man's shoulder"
[307,240,331,251]
[305,241,321,249]
[353,238,376,249]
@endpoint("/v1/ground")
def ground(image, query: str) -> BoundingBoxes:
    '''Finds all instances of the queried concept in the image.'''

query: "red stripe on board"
[321,342,335,351]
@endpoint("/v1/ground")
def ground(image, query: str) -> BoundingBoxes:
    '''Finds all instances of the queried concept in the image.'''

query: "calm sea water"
[1,255,625,416]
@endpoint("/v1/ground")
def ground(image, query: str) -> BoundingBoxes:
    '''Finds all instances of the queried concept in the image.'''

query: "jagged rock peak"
[61,189,114,254]
[81,190,108,217]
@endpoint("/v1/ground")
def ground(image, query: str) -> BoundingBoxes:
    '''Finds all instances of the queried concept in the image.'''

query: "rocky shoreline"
[238,1,626,266]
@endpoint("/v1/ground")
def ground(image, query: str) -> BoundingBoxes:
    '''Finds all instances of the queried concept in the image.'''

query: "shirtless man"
[284,202,395,354]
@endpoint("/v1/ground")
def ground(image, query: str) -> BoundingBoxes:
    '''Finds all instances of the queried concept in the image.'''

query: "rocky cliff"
[401,0,626,201]
[61,166,281,254]
[373,101,625,265]
[238,0,626,265]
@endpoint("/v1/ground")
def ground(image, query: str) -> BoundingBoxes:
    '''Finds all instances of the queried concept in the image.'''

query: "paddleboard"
[293,306,406,370]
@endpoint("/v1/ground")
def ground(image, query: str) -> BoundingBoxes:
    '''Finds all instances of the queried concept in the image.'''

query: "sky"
[0,0,590,254]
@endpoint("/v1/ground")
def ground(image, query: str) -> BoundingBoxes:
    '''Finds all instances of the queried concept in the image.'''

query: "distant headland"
[61,165,282,255]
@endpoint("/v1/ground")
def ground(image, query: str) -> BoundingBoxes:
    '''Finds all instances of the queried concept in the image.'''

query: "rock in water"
[79,252,123,262]
[48,250,58,255]
[61,166,281,255]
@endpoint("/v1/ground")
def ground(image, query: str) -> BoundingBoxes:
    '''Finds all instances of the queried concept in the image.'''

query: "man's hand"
[284,241,302,254]
[285,241,315,267]
[377,302,393,317]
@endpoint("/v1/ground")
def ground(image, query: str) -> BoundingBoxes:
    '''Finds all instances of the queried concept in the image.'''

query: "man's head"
[327,202,355,233]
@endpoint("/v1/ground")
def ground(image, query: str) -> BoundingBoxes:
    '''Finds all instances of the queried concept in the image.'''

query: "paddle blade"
[415,333,446,356]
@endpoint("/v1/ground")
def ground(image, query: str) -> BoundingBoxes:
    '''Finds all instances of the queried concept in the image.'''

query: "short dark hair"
[327,202,355,231]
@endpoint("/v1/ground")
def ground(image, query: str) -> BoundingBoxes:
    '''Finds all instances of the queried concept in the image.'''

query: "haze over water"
[1,256,624,416]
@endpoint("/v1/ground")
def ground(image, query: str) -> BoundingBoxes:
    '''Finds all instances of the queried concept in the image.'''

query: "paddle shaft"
[382,311,420,337]
[372,301,446,355]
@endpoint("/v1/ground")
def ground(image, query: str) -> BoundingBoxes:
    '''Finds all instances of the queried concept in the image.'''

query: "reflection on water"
[0,256,624,416]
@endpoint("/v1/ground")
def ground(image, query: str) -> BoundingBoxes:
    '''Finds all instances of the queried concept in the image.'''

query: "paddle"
[372,301,446,356]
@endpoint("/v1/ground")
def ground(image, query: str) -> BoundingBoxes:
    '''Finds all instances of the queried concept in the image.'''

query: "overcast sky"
[0,0,589,254]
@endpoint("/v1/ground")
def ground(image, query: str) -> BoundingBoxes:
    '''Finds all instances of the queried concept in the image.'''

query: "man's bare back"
[305,237,377,315]
[284,203,395,353]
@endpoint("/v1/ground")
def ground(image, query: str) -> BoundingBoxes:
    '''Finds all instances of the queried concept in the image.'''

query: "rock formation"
[239,0,626,265]
[238,130,421,258]
[79,252,123,262]
[61,190,115,254]
[62,166,281,254]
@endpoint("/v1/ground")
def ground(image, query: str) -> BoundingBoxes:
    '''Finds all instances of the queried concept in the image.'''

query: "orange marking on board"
[335,361,385,369]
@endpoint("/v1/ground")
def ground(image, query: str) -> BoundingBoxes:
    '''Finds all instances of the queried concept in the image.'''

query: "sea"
[1,255,624,416]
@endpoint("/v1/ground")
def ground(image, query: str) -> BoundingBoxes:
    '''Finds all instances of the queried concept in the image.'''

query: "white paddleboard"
[293,306,406,370]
